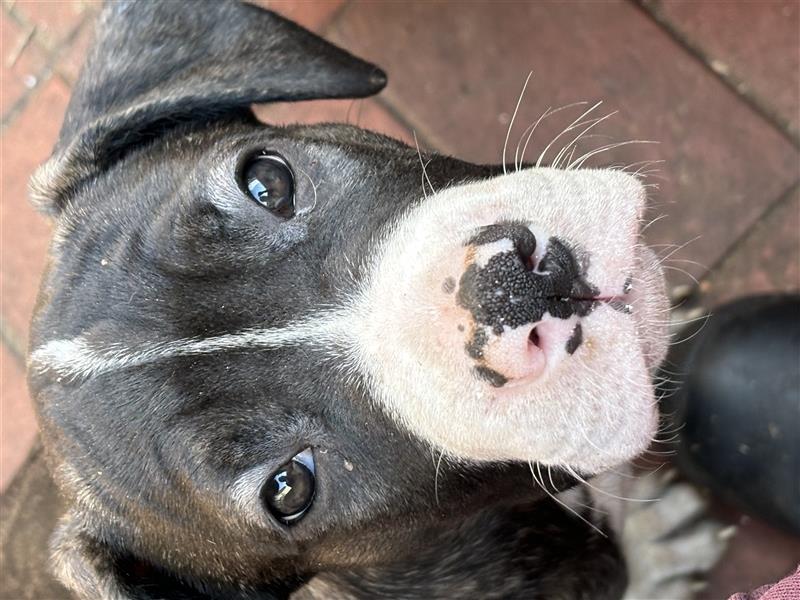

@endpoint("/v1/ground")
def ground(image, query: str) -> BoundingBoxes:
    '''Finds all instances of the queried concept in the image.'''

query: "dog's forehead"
[46,120,485,295]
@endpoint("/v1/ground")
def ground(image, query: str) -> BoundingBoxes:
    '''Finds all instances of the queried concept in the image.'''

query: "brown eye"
[261,449,315,525]
[241,152,295,219]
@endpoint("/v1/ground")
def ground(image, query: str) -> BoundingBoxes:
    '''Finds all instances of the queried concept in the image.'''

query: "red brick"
[0,76,67,348]
[254,97,413,145]
[12,0,91,49]
[0,344,38,492]
[1,12,47,118]
[331,1,799,287]
[698,186,799,307]
[247,0,344,33]
[644,0,800,138]
[54,14,94,85]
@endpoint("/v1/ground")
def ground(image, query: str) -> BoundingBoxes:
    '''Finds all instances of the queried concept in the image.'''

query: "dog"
[26,1,727,598]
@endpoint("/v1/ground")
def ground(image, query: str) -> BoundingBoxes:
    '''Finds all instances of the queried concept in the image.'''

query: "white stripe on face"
[29,311,356,380]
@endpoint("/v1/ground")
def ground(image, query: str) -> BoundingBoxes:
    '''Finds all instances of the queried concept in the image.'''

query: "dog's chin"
[350,168,668,475]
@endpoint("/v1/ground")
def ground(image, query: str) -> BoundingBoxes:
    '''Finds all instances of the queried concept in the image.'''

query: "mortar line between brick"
[373,95,444,153]
[320,0,351,37]
[0,318,26,366]
[695,179,800,295]
[1,65,53,130]
[1,7,89,130]
[2,2,26,28]
[6,21,35,68]
[53,18,90,86]
[633,0,800,150]
[324,4,447,154]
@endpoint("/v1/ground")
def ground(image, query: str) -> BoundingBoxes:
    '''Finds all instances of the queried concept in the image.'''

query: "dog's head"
[28,1,668,597]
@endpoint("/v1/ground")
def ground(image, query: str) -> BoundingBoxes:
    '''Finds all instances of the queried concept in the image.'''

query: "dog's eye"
[241,152,295,218]
[261,448,315,524]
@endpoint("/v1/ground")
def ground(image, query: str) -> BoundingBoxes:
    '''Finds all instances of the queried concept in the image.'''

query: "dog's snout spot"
[474,365,508,388]
[623,276,633,294]
[465,328,487,360]
[442,277,456,294]
[566,323,583,355]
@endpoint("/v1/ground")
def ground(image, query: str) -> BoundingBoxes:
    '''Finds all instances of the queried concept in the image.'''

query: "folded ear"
[32,0,386,215]
[51,511,260,600]
[50,512,137,599]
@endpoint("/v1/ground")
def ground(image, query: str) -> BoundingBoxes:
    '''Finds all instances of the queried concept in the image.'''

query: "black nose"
[458,224,599,335]
[468,221,537,269]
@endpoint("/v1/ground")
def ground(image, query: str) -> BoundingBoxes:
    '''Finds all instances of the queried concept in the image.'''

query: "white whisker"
[503,71,533,175]
[518,101,590,169]
[529,462,607,537]
[567,139,659,170]
[536,100,603,168]
[413,130,435,198]
[434,448,445,509]
[565,466,659,503]
[551,111,618,169]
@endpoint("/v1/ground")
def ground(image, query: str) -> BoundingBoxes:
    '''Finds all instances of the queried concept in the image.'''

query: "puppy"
[26,1,723,598]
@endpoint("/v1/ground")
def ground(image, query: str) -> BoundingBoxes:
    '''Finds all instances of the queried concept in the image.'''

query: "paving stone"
[53,9,95,86]
[247,0,344,33]
[332,1,799,287]
[0,11,47,119]
[254,97,414,145]
[0,76,66,349]
[0,442,69,600]
[11,0,91,49]
[643,0,800,139]
[0,344,37,493]
[697,185,799,308]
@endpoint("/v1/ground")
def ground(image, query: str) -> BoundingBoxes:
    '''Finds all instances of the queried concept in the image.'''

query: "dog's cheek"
[149,201,238,274]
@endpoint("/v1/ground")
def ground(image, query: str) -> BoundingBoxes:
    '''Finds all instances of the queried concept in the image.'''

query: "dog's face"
[27,1,668,597]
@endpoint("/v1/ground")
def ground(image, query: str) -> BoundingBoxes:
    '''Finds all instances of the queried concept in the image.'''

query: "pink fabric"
[728,566,800,600]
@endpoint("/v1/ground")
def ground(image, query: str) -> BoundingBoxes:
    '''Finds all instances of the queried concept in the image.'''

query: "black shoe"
[661,294,800,536]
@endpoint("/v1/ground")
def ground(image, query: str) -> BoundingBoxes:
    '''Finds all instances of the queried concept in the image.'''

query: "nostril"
[528,326,541,348]
[523,254,536,271]
[514,229,537,270]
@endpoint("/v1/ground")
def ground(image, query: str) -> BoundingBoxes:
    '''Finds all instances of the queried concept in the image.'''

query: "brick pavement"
[1,1,798,596]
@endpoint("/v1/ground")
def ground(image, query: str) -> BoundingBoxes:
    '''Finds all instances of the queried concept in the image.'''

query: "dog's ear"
[32,0,386,215]
[50,512,140,600]
[52,511,277,600]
